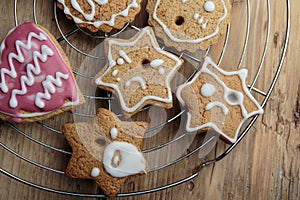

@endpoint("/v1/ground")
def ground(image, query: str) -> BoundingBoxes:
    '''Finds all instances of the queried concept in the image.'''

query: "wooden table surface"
[0,0,299,199]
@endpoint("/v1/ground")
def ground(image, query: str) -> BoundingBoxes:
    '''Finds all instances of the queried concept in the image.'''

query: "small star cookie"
[176,57,264,143]
[94,27,184,117]
[63,108,148,197]
[147,0,231,52]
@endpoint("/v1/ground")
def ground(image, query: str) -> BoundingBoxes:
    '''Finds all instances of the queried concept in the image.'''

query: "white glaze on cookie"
[176,57,264,143]
[102,141,146,178]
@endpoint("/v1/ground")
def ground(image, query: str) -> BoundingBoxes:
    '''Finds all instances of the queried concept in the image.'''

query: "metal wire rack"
[0,0,290,198]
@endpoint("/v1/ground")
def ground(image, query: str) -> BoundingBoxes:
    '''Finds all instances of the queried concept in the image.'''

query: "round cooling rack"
[0,0,290,198]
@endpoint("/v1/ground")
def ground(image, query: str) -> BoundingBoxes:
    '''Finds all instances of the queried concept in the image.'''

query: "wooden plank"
[0,0,299,199]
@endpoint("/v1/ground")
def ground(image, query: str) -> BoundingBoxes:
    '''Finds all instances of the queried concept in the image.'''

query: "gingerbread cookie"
[176,57,264,143]
[0,22,84,123]
[147,0,231,52]
[63,108,148,197]
[57,0,142,33]
[93,27,183,117]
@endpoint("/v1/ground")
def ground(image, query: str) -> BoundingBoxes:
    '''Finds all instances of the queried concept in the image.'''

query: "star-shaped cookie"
[176,57,264,144]
[93,27,183,117]
[63,108,148,197]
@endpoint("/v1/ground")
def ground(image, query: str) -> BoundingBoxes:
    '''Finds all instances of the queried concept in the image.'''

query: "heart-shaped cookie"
[0,22,84,122]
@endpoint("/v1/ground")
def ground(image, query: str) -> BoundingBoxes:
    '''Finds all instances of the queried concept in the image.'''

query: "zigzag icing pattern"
[0,32,47,93]
[0,22,79,121]
[9,44,54,108]
[35,72,69,108]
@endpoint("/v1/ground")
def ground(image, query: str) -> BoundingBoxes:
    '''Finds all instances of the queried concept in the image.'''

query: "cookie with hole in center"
[93,27,184,117]
[57,0,142,33]
[63,108,148,197]
[146,0,231,52]
[176,57,264,144]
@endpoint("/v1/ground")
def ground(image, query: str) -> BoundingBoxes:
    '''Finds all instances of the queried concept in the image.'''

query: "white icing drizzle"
[95,27,182,113]
[90,167,100,177]
[57,0,138,28]
[0,32,47,93]
[35,72,69,109]
[9,44,55,108]
[205,102,229,115]
[110,127,118,139]
[158,67,165,75]
[204,1,216,12]
[125,77,146,90]
[194,13,199,20]
[117,58,125,65]
[176,57,264,143]
[150,59,164,68]
[94,0,108,5]
[102,141,146,178]
[71,0,95,21]
[116,78,121,82]
[201,21,208,29]
[112,69,118,76]
[119,50,131,63]
[200,83,216,97]
[152,0,228,43]
[198,17,204,24]
[182,0,187,3]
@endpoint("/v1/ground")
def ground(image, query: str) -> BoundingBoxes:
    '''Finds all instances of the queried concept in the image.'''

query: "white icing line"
[90,167,100,177]
[71,0,95,21]
[119,50,132,63]
[35,72,69,109]
[152,0,228,43]
[125,77,146,90]
[176,57,264,143]
[94,0,108,5]
[95,27,182,113]
[9,44,55,108]
[0,32,47,93]
[57,0,139,28]
[205,101,229,115]
[102,141,146,178]
[150,59,164,68]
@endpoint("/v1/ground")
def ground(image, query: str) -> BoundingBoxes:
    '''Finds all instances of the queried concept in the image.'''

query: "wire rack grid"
[0,0,290,198]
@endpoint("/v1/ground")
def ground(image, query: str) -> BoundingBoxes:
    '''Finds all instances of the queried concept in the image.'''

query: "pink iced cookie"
[0,22,84,123]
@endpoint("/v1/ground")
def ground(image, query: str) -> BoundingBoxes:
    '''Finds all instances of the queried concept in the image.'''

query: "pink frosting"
[0,22,79,122]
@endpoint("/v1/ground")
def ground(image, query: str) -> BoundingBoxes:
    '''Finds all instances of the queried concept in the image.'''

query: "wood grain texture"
[0,0,299,200]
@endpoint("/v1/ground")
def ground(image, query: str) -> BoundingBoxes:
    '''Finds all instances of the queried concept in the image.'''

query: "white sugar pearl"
[204,1,215,12]
[110,128,118,139]
[91,167,100,177]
